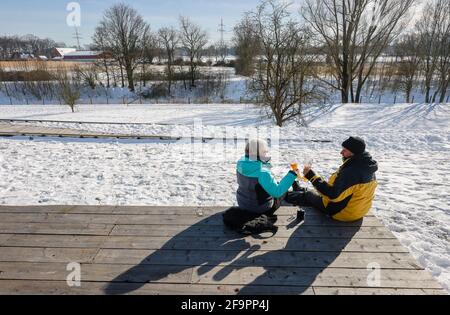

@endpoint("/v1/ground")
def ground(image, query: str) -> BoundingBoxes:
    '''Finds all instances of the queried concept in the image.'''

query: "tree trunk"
[406,84,412,103]
[141,62,146,87]
[439,82,448,103]
[125,59,135,92]
[168,63,172,95]
[118,59,125,88]
[351,80,356,103]
[275,107,283,127]
[341,89,349,103]
[190,57,195,88]
[425,85,431,103]
[341,69,351,103]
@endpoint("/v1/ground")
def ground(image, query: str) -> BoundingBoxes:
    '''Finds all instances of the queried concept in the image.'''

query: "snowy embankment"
[0,102,449,292]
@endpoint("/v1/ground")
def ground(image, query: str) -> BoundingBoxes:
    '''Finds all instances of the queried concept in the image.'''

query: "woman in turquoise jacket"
[236,139,300,214]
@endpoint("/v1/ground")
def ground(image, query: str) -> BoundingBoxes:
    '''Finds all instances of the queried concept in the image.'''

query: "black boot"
[285,190,308,206]
[292,180,304,192]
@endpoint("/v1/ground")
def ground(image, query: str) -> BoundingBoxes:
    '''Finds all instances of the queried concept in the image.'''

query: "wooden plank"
[101,236,409,253]
[110,224,396,239]
[191,265,443,289]
[113,214,381,227]
[2,234,107,248]
[0,261,433,290]
[0,205,111,214]
[0,222,114,236]
[16,126,43,133]
[93,249,422,269]
[0,262,193,284]
[313,287,448,295]
[0,234,12,246]
[0,213,120,225]
[0,206,374,217]
[0,212,383,227]
[0,247,98,263]
[0,280,315,295]
[0,262,440,290]
[0,232,407,253]
[0,125,26,133]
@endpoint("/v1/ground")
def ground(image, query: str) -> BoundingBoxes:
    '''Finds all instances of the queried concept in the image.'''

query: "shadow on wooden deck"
[104,210,360,295]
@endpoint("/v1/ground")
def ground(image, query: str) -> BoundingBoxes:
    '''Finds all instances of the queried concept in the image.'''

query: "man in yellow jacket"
[302,137,378,222]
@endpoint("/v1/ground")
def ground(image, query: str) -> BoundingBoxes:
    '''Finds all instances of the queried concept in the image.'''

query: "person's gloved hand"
[303,165,312,177]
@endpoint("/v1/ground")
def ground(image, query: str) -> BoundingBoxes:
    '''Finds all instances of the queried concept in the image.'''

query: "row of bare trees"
[232,0,449,125]
[92,4,209,94]
[302,0,416,104]
[363,0,450,104]
[415,0,450,103]
[0,61,83,111]
[0,34,62,60]
[245,1,324,127]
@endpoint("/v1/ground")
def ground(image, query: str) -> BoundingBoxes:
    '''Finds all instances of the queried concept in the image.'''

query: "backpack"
[223,207,278,237]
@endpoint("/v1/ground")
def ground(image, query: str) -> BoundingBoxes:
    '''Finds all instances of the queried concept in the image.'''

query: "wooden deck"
[0,123,186,141]
[0,123,332,143]
[0,206,446,295]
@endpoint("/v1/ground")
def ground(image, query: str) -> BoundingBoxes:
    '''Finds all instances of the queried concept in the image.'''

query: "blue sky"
[0,0,422,48]
[0,0,288,47]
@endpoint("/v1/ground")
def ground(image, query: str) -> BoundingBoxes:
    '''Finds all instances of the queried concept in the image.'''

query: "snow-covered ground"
[0,103,449,292]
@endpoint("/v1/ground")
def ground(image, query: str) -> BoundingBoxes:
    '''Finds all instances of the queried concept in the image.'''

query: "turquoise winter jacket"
[236,156,297,213]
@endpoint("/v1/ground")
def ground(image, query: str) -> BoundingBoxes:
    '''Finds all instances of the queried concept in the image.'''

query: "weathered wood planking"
[0,206,445,295]
[0,233,409,253]
[0,222,396,239]
[0,205,375,217]
[191,265,443,289]
[1,234,107,248]
[0,212,384,227]
[108,225,395,239]
[99,236,410,253]
[0,247,420,269]
[0,262,442,290]
[92,249,421,269]
[0,247,99,263]
[0,280,446,295]
[0,222,115,236]
[0,280,316,295]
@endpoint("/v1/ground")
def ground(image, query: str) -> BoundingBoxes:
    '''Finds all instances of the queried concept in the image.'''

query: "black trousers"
[303,191,328,214]
[276,189,331,217]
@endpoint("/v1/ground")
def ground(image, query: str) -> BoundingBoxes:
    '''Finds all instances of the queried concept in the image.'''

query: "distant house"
[63,51,106,62]
[51,48,77,59]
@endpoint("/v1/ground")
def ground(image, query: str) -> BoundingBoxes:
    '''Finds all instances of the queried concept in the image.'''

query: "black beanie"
[342,137,366,155]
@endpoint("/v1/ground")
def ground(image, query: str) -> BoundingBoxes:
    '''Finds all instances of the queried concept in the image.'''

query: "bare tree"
[434,0,450,103]
[179,16,208,88]
[303,0,416,103]
[56,66,80,113]
[0,35,59,60]
[158,27,179,95]
[416,0,449,103]
[95,4,149,92]
[393,34,422,103]
[140,30,160,88]
[74,64,99,90]
[92,26,113,88]
[233,14,261,76]
[248,0,323,127]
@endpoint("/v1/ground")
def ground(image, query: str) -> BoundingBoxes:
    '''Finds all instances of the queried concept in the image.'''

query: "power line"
[218,18,227,60]
[218,18,226,44]
[73,27,82,50]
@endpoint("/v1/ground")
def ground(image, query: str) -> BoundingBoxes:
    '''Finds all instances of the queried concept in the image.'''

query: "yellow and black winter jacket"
[305,152,378,222]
